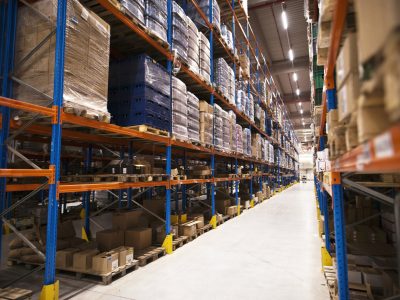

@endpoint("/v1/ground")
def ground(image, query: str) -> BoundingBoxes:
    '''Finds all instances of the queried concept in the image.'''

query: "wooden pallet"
[135,246,166,267]
[0,287,33,300]
[172,236,189,250]
[62,173,164,183]
[129,125,169,137]
[56,260,139,285]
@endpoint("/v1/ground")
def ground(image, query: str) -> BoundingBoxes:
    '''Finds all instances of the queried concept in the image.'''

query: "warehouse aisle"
[60,182,329,300]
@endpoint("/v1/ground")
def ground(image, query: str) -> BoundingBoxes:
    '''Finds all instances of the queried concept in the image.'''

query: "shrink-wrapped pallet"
[172,76,188,140]
[172,2,188,63]
[145,0,167,43]
[199,32,211,83]
[14,0,110,119]
[187,92,200,143]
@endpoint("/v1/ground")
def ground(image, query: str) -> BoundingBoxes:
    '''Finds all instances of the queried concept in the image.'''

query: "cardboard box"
[215,199,231,214]
[225,206,237,216]
[92,251,119,274]
[96,229,124,252]
[191,214,204,229]
[143,198,165,222]
[72,249,99,270]
[336,33,358,88]
[179,221,198,237]
[58,220,76,239]
[357,95,390,143]
[354,0,400,64]
[124,228,152,250]
[113,246,134,266]
[112,209,146,230]
[338,73,360,123]
[56,248,80,268]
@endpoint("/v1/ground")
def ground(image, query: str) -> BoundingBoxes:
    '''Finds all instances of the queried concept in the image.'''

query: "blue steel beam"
[43,0,67,289]
[332,173,349,300]
[0,0,17,261]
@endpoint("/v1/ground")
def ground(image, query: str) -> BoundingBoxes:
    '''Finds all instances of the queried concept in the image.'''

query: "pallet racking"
[0,0,299,297]
[312,1,400,299]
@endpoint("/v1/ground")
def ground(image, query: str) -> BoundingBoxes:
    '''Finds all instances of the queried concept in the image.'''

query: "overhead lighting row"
[281,2,305,129]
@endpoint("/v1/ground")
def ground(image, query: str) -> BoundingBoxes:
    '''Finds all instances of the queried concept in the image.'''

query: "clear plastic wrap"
[172,76,188,140]
[243,128,251,156]
[120,0,145,25]
[145,0,167,42]
[236,124,243,154]
[187,0,220,32]
[14,0,110,117]
[108,54,170,129]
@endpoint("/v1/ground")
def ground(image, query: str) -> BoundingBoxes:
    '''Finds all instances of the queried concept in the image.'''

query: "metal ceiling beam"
[249,0,286,11]
[270,56,309,75]
[288,112,311,119]
[282,92,311,104]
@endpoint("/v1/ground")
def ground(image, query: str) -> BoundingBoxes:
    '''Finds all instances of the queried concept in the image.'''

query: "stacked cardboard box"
[172,76,188,140]
[145,0,167,42]
[172,2,188,63]
[187,92,200,143]
[199,101,213,146]
[14,0,110,119]
[199,32,211,83]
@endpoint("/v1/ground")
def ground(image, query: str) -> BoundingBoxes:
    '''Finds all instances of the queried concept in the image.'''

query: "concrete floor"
[2,182,330,299]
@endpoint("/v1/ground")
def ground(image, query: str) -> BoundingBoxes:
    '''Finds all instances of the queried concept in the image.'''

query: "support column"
[331,172,348,300]
[41,0,67,297]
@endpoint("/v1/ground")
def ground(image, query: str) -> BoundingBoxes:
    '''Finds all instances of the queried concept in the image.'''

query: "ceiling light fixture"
[296,88,300,96]
[288,49,294,61]
[292,73,298,81]
[281,10,288,30]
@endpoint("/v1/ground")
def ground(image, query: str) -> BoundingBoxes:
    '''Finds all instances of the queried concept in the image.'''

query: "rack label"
[374,132,394,159]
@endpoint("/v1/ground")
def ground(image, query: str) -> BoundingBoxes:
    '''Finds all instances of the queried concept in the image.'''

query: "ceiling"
[248,0,312,143]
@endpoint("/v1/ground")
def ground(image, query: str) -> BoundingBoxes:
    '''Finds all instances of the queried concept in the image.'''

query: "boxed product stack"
[222,110,231,152]
[187,92,200,143]
[199,32,211,83]
[239,53,250,78]
[172,76,188,140]
[119,0,145,25]
[236,124,243,154]
[187,17,200,75]
[269,143,274,163]
[249,94,254,121]
[199,101,213,146]
[228,67,235,105]
[187,0,221,32]
[251,133,262,159]
[108,54,170,130]
[214,104,224,150]
[172,2,188,63]
[236,89,246,112]
[214,58,230,100]
[229,111,237,152]
[14,0,111,119]
[221,24,234,52]
[145,0,168,43]
[243,128,251,156]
